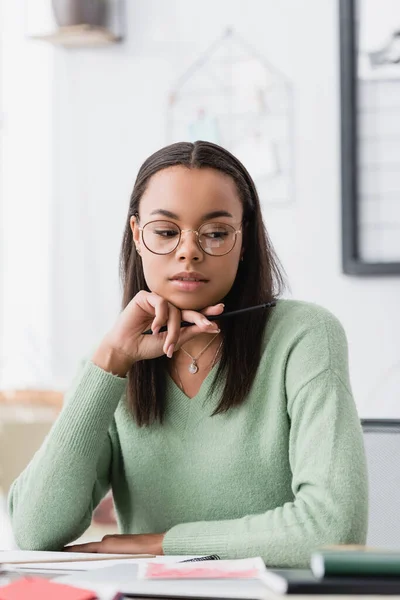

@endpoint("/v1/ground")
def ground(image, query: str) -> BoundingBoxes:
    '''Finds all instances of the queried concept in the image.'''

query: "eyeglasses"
[138,220,242,256]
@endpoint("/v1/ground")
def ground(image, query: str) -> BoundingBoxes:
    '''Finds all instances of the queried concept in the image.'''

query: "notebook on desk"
[58,564,268,599]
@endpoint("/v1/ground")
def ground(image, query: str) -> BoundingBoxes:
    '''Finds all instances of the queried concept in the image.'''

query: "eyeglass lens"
[142,220,237,256]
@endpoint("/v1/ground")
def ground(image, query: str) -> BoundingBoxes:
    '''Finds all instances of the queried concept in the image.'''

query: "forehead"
[139,166,243,221]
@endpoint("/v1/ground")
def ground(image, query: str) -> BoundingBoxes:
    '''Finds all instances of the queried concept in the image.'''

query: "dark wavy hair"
[120,141,285,426]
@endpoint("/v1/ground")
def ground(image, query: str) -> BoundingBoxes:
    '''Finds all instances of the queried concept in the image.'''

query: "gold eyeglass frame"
[137,220,242,257]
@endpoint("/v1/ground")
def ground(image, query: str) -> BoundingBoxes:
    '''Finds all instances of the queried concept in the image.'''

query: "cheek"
[209,252,241,297]
[140,254,168,293]
[217,256,240,286]
[215,247,241,296]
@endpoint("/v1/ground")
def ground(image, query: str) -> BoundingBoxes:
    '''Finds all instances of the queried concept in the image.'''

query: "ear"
[130,215,141,252]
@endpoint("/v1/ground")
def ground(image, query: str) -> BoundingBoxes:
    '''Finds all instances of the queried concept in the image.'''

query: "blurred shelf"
[0,389,63,409]
[30,24,121,48]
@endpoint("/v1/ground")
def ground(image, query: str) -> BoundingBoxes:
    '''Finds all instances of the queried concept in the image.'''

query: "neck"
[176,332,220,363]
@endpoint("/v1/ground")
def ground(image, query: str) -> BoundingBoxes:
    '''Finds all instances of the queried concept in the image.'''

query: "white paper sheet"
[0,550,152,572]
[0,551,203,573]
[58,563,270,599]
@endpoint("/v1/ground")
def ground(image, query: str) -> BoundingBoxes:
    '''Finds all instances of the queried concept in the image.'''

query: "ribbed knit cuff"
[50,361,127,457]
[163,520,230,558]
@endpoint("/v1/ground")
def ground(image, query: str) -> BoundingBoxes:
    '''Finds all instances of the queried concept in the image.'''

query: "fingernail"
[219,303,225,307]
[208,328,220,333]
[202,318,213,326]
[166,344,175,358]
[152,326,160,335]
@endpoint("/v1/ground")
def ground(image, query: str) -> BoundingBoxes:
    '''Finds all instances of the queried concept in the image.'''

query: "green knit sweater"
[8,300,368,567]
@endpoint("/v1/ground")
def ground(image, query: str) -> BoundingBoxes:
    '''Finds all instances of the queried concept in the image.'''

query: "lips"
[170,272,208,282]
[173,277,204,282]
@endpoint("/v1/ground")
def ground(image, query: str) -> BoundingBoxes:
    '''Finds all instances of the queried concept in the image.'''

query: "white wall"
[0,1,53,389]
[2,0,400,416]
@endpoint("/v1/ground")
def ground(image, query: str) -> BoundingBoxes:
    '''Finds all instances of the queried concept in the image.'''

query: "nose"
[175,230,203,262]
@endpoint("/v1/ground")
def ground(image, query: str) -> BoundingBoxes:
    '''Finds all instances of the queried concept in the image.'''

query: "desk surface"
[1,571,400,600]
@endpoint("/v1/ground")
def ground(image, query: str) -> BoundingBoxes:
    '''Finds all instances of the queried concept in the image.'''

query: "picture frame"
[340,0,400,275]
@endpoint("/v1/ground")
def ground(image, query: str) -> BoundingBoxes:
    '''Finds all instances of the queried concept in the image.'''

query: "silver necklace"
[174,339,223,393]
[180,333,219,374]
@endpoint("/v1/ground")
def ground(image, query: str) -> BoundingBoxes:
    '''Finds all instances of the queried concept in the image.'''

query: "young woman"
[8,141,368,567]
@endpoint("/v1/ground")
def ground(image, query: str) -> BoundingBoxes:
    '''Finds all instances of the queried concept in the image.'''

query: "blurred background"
[0,0,400,548]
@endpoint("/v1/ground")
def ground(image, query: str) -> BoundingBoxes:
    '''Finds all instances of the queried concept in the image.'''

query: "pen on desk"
[142,301,277,335]
[179,554,221,562]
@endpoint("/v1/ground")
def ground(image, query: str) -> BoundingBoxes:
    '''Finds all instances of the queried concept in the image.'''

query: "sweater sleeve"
[8,360,127,550]
[163,313,368,567]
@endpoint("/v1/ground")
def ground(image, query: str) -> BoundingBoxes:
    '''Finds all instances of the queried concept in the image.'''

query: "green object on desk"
[311,547,400,578]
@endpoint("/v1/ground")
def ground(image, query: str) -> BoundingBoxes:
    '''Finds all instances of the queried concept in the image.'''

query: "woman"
[8,141,368,567]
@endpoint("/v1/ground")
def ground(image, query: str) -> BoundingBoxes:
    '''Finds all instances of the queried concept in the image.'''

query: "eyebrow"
[149,209,234,220]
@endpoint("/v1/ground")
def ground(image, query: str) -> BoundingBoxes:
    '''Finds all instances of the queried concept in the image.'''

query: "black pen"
[179,554,221,562]
[142,301,276,335]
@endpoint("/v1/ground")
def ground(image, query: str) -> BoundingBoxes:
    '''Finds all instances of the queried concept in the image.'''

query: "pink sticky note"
[0,577,97,600]
[143,562,260,579]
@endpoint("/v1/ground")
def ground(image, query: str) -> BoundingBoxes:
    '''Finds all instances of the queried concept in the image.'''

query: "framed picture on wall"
[340,0,400,275]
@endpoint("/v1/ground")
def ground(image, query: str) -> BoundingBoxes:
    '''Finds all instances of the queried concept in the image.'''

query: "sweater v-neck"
[164,362,222,436]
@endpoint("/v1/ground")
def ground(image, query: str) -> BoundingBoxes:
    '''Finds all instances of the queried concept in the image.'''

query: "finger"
[99,535,138,554]
[201,303,225,317]
[131,291,167,334]
[63,542,101,553]
[176,323,205,348]
[176,322,220,349]
[163,304,182,357]
[181,309,221,333]
[144,294,169,334]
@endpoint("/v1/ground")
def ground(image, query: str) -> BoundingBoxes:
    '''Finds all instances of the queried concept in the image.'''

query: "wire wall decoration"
[167,29,295,208]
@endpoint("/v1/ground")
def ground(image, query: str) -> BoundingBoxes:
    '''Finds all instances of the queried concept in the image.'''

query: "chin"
[162,290,222,312]
[167,295,209,311]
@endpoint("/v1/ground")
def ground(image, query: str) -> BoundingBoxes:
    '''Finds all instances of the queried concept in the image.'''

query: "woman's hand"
[64,533,165,555]
[93,291,224,377]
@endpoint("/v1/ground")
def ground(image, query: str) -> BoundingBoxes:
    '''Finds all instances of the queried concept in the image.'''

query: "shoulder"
[264,298,347,348]
[262,299,350,396]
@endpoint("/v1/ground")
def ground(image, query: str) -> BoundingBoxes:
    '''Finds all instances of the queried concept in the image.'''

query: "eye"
[204,230,229,239]
[153,228,179,238]
[201,225,231,240]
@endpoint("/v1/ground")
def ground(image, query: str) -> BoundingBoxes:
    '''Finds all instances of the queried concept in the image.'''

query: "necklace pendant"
[188,361,198,374]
